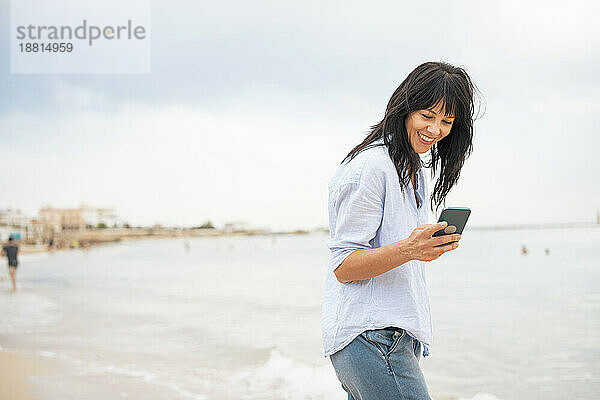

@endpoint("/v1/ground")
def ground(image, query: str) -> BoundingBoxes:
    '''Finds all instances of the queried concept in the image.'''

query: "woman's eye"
[442,120,452,125]
[421,114,433,119]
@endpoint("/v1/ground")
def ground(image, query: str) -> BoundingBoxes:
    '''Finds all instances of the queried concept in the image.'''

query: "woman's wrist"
[335,240,415,283]
[385,239,414,267]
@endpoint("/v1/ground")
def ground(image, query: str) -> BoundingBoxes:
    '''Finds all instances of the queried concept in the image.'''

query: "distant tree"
[96,222,108,229]
[123,223,131,229]
[193,221,214,229]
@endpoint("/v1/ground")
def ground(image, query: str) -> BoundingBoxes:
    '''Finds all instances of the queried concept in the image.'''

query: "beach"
[0,351,52,400]
[1,228,598,399]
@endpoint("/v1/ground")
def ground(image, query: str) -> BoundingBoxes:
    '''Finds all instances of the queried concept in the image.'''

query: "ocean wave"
[458,393,504,400]
[33,350,207,400]
[231,348,506,400]
[19,251,52,263]
[0,292,62,334]
[230,348,346,399]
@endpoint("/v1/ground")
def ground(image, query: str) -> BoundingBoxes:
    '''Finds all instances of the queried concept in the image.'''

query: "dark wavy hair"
[342,61,482,211]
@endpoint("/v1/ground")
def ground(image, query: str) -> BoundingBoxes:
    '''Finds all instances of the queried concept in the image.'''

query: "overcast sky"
[1,0,599,230]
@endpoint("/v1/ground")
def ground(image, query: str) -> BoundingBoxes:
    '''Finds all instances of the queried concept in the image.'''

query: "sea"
[0,228,598,400]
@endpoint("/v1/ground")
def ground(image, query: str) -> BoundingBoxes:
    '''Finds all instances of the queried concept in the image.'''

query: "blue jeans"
[330,327,432,400]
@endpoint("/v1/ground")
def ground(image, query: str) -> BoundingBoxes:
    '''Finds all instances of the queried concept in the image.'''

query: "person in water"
[2,237,20,292]
[323,61,479,399]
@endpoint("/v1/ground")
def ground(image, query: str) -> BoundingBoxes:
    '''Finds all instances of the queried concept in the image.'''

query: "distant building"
[0,209,35,240]
[223,221,250,233]
[38,205,122,233]
[223,221,269,234]
[79,204,121,228]
[0,208,32,227]
[39,207,86,233]
[29,219,46,239]
[0,226,20,241]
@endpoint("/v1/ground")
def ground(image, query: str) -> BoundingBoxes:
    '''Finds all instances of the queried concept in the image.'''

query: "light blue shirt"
[322,139,432,358]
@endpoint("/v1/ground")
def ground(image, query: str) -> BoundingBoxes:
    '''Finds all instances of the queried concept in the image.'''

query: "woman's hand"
[334,222,461,283]
[402,222,461,262]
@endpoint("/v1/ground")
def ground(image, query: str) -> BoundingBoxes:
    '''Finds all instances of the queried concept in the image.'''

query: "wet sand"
[0,351,51,400]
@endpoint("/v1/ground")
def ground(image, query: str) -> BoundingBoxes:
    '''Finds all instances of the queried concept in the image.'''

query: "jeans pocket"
[361,328,405,358]
[412,338,421,359]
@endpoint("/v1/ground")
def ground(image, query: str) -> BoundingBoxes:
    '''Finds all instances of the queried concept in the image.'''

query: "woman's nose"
[426,122,440,136]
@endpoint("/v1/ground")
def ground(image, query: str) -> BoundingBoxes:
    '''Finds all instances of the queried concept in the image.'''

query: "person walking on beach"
[323,61,478,399]
[2,237,20,292]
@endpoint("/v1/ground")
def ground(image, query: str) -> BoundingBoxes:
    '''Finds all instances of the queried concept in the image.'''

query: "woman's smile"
[405,102,454,154]
[417,131,436,144]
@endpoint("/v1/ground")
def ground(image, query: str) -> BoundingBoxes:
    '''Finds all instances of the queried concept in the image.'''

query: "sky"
[1,0,599,230]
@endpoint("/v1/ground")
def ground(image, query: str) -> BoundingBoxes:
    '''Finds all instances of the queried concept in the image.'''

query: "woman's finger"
[424,221,447,236]
[439,242,459,254]
[431,234,461,247]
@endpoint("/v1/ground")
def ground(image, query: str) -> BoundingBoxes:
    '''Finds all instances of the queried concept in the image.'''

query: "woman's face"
[405,102,454,154]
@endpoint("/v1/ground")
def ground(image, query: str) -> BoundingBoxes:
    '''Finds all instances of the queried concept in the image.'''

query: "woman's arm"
[334,222,461,283]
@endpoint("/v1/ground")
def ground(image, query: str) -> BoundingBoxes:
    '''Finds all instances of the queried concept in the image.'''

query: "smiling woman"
[343,61,478,211]
[323,61,480,400]
[406,102,455,155]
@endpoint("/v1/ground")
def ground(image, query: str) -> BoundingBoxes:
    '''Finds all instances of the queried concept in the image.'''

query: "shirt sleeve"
[327,169,385,276]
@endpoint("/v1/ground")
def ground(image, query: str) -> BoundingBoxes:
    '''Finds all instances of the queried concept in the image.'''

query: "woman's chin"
[412,144,432,154]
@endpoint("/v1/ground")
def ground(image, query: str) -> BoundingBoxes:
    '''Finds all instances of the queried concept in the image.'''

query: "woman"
[322,61,478,400]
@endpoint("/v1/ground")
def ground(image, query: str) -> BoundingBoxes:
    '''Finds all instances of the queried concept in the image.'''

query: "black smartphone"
[432,207,471,246]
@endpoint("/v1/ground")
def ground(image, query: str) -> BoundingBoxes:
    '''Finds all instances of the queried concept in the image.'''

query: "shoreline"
[0,350,53,400]
[10,222,599,255]
[15,228,326,255]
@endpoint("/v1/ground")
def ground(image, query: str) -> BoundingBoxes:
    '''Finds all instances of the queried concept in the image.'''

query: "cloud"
[0,89,368,230]
[1,0,599,228]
